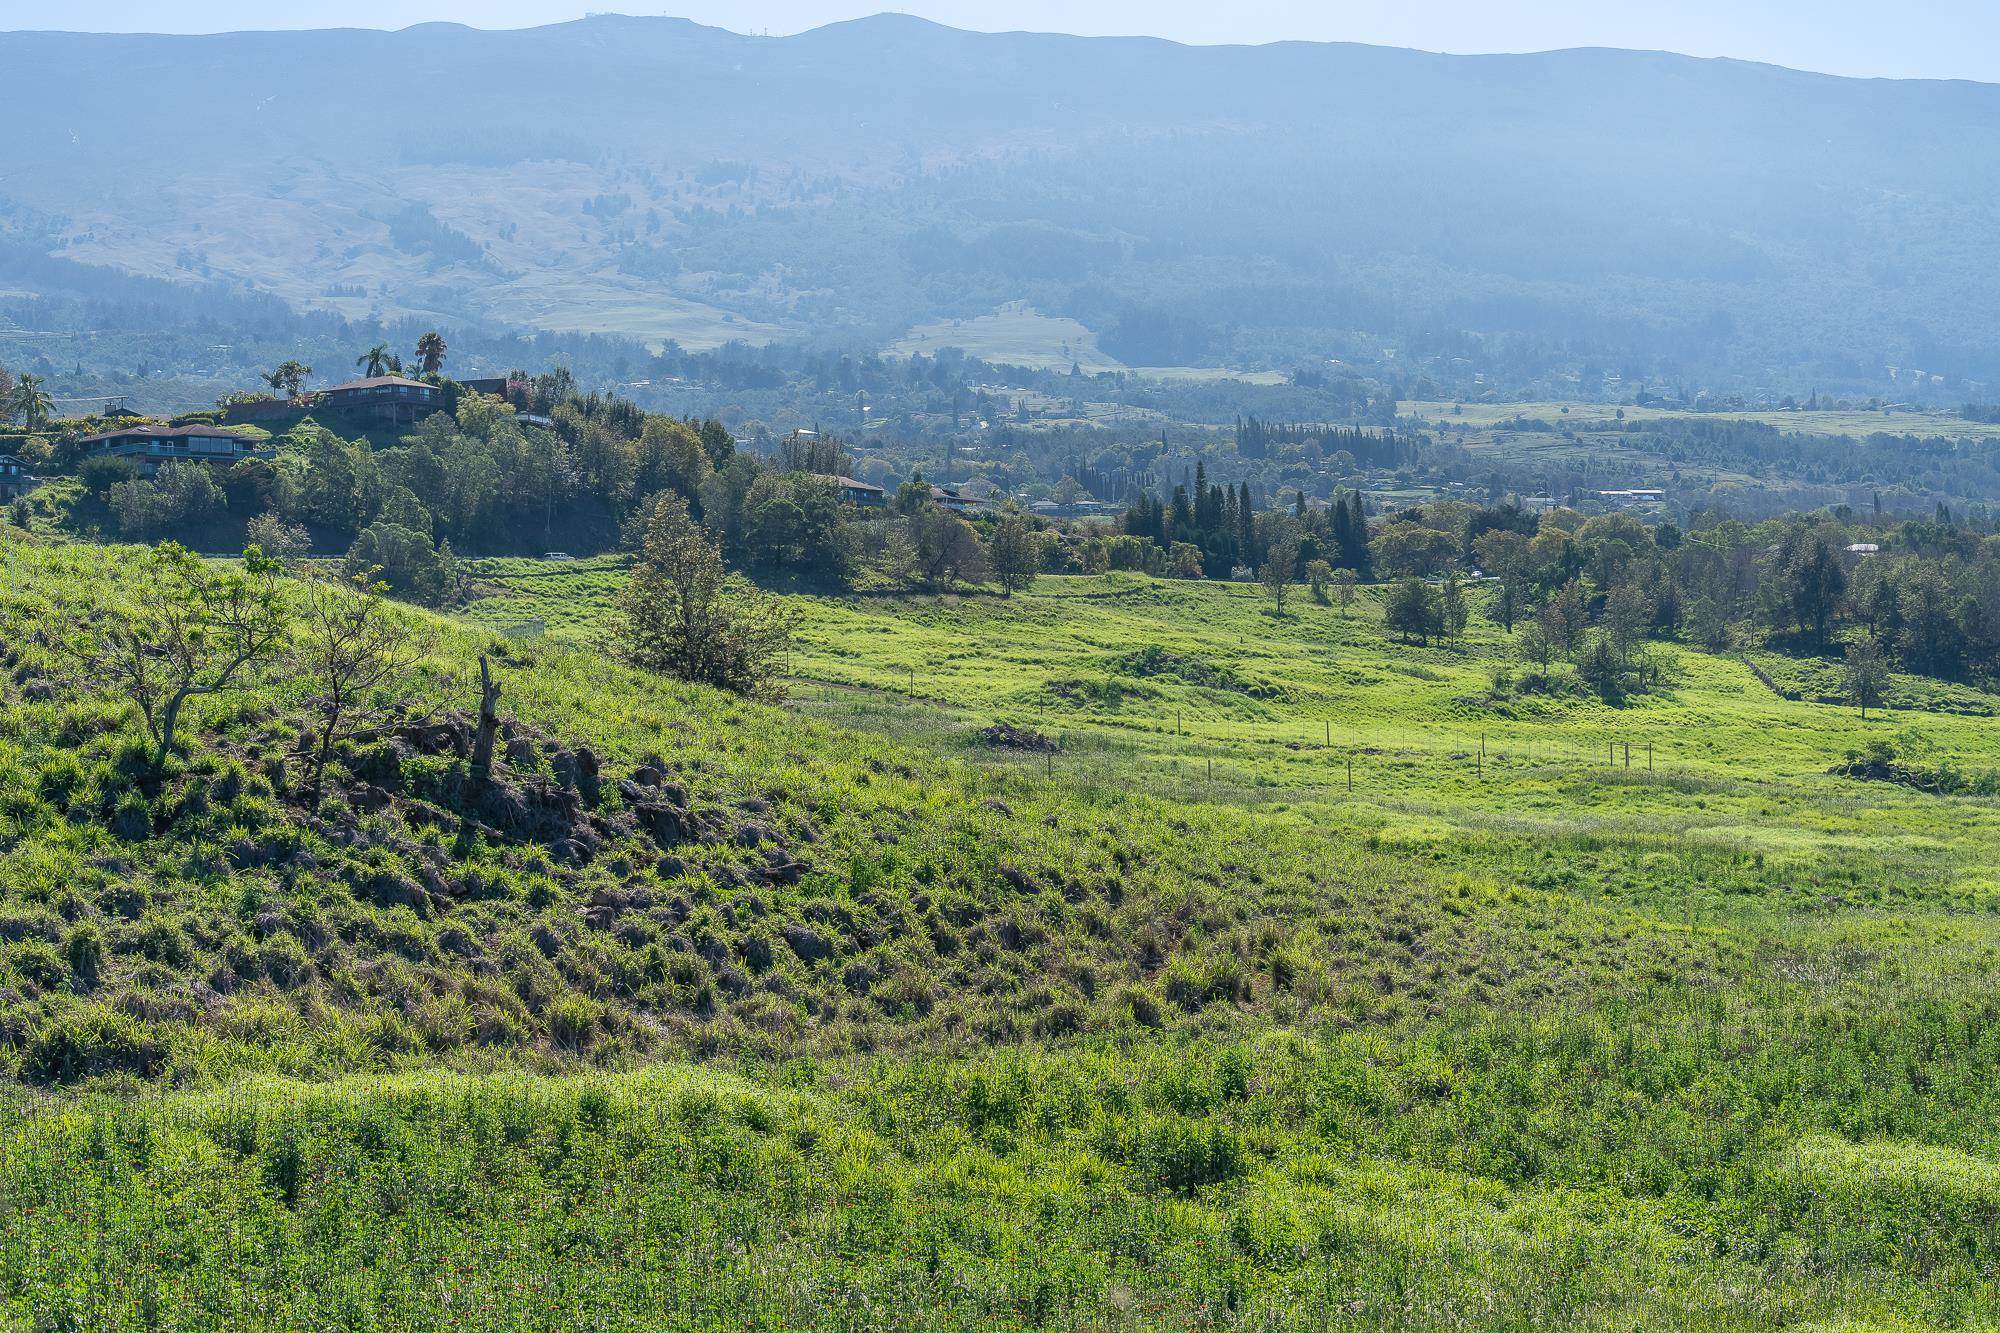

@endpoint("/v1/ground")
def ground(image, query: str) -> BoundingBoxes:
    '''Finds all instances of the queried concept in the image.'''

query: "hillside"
[5,16,2000,388]
[10,534,1993,1323]
[0,539,1998,1320]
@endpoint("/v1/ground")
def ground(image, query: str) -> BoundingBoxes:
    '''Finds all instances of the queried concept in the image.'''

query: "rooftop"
[323,376,439,394]
[76,422,260,445]
[812,474,885,493]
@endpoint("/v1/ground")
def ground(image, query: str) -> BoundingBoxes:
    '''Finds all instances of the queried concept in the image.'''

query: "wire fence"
[783,676,1795,806]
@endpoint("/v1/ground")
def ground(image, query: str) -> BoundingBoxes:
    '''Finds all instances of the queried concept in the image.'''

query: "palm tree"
[260,361,312,400]
[11,373,52,431]
[356,343,392,378]
[414,331,447,378]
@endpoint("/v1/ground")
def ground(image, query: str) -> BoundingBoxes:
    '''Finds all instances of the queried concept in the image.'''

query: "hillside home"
[0,454,37,500]
[75,423,274,474]
[318,375,445,424]
[813,474,887,507]
[930,484,985,514]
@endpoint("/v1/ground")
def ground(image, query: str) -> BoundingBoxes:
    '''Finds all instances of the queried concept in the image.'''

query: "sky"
[4,1,1999,83]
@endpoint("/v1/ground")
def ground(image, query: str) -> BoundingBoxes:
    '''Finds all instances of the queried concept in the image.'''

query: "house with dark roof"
[812,474,887,507]
[929,484,986,515]
[0,454,37,500]
[318,375,446,424]
[75,423,274,474]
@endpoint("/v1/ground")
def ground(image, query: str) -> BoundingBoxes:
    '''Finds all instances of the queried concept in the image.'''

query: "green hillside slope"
[3,541,2000,1323]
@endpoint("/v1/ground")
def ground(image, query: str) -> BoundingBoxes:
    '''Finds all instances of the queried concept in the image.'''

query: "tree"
[697,418,736,469]
[1472,528,1529,583]
[911,506,986,590]
[1538,580,1589,657]
[1516,622,1557,674]
[9,373,51,431]
[1261,529,1301,615]
[245,512,311,565]
[62,544,290,774]
[107,460,226,539]
[1371,523,1457,579]
[345,522,458,605]
[1306,559,1333,604]
[1844,635,1890,719]
[261,360,312,400]
[1384,577,1439,644]
[1330,568,1358,617]
[988,514,1042,595]
[356,344,393,378]
[414,332,448,377]
[1774,528,1847,646]
[1487,579,1521,633]
[292,571,426,801]
[616,491,795,696]
[1437,573,1468,640]
[1574,632,1629,703]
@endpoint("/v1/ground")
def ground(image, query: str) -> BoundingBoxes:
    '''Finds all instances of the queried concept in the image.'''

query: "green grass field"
[1399,398,2000,441]
[8,543,2000,1324]
[466,560,2000,916]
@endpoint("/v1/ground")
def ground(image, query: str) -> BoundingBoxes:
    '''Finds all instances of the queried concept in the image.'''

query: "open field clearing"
[1400,399,2000,441]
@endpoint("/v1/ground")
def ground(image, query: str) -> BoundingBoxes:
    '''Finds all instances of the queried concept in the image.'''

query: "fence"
[785,677,1745,808]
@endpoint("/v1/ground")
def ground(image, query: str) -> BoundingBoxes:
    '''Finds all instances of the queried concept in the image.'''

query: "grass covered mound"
[0,542,1676,1087]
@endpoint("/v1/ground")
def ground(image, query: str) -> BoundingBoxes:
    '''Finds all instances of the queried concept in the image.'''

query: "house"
[317,375,446,425]
[1844,542,1881,556]
[1598,488,1666,510]
[1029,498,1118,518]
[458,377,511,397]
[813,474,886,507]
[929,484,985,515]
[0,454,37,500]
[75,423,274,474]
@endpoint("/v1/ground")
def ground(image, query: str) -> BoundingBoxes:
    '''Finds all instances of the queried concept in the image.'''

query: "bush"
[23,1006,165,1083]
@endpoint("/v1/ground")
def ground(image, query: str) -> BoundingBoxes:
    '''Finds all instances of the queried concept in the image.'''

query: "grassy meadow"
[3,542,2000,1323]
[1398,398,2000,442]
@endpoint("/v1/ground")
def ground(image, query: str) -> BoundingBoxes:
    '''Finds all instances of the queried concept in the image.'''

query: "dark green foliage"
[345,521,458,604]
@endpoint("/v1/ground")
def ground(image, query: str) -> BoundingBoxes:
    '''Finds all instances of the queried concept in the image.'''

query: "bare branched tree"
[292,572,429,801]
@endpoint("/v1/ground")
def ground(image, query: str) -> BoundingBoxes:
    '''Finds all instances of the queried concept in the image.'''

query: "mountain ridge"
[3,13,1999,384]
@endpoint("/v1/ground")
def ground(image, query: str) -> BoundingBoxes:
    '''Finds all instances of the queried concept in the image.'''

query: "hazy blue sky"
[5,1,1998,82]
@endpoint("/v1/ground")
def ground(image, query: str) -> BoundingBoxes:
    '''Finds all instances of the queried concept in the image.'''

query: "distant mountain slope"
[3,14,1999,380]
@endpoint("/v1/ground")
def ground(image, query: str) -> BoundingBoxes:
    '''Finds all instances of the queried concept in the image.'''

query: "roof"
[76,423,259,445]
[323,376,439,394]
[813,473,884,494]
